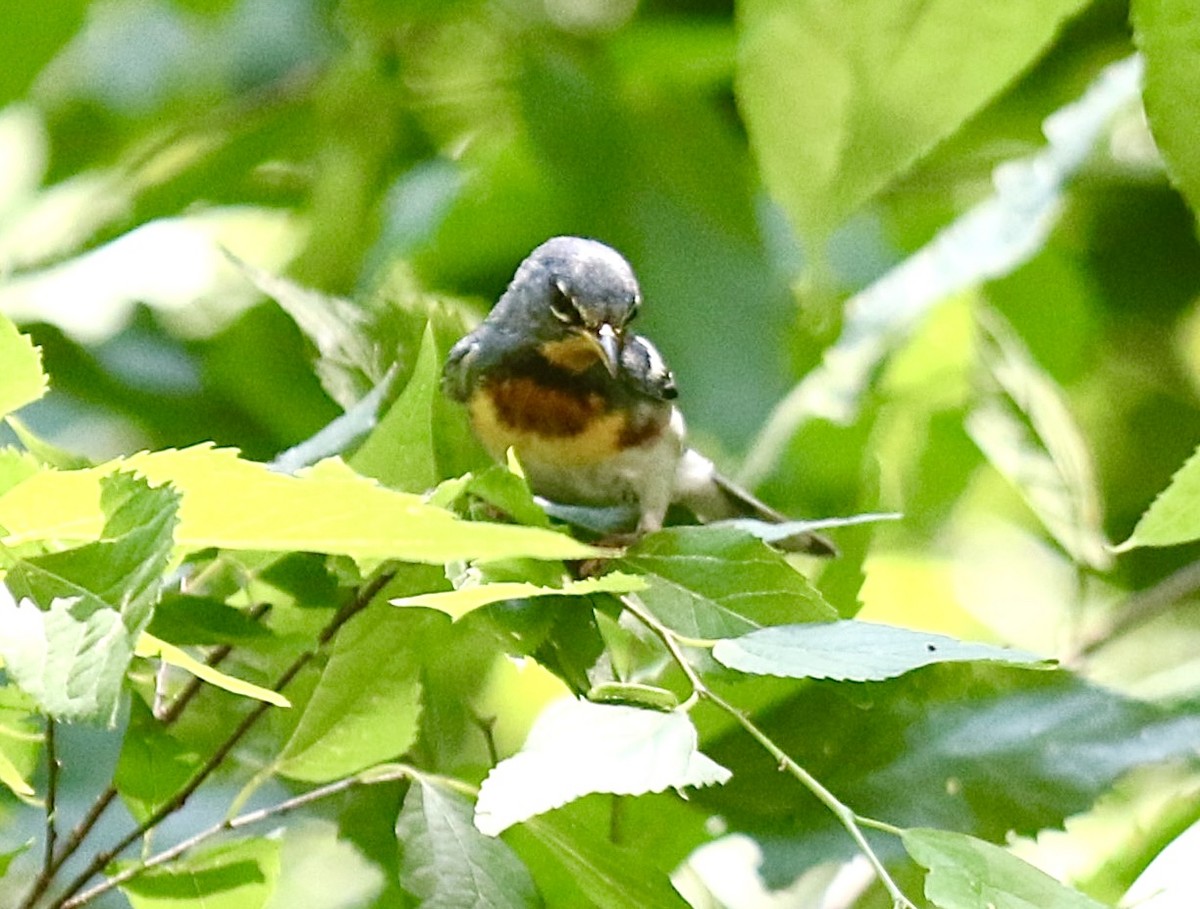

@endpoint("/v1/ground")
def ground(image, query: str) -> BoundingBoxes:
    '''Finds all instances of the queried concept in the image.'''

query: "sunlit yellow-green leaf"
[392,572,645,621]
[1119,442,1200,550]
[135,632,290,708]
[0,747,33,798]
[0,446,601,563]
[0,313,46,419]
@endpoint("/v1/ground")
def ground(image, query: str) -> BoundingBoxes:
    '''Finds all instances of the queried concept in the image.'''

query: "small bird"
[441,236,836,555]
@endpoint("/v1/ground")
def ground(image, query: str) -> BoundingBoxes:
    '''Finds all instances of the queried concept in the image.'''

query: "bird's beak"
[592,323,621,377]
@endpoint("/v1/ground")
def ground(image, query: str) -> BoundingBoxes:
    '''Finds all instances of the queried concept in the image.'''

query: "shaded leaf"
[1134,0,1200,219]
[397,777,539,909]
[713,621,1050,681]
[475,699,730,836]
[966,309,1111,569]
[617,527,836,640]
[277,603,443,782]
[903,827,1108,909]
[0,314,46,419]
[119,837,281,909]
[511,807,691,909]
[146,593,272,646]
[1119,442,1200,549]
[114,698,201,824]
[393,572,645,622]
[736,0,1092,240]
[0,447,603,563]
[135,633,289,708]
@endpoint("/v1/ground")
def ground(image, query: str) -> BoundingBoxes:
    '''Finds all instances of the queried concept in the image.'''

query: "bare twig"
[1073,559,1200,660]
[42,722,59,878]
[618,593,918,909]
[38,570,394,909]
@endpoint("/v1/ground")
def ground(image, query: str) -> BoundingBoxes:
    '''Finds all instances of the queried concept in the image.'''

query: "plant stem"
[618,593,918,909]
[37,569,394,909]
[42,721,59,878]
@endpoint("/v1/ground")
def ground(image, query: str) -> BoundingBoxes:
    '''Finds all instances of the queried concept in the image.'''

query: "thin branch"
[1073,559,1200,660]
[61,765,416,908]
[41,569,395,909]
[618,593,918,909]
[42,721,59,878]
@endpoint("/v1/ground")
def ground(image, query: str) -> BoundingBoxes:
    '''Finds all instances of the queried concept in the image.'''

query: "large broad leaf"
[0,447,601,562]
[276,597,445,782]
[735,0,1092,241]
[0,474,180,722]
[712,621,1049,681]
[1134,0,1200,220]
[741,55,1144,487]
[396,777,539,909]
[118,837,281,909]
[0,314,46,420]
[617,527,836,641]
[695,665,1200,885]
[114,698,201,825]
[351,323,441,493]
[509,806,692,909]
[904,827,1108,909]
[1118,442,1200,550]
[966,310,1111,569]
[475,699,730,836]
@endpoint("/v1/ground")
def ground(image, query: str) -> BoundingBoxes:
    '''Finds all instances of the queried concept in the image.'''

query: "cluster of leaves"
[1,1,1200,909]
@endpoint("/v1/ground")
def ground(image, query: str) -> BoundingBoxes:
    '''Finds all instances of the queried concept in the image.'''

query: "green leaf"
[0,1,86,105]
[0,447,39,497]
[135,633,290,708]
[712,621,1050,681]
[0,684,40,802]
[0,447,603,563]
[351,322,441,493]
[1119,442,1200,549]
[0,747,33,798]
[475,699,730,836]
[0,839,32,878]
[114,698,201,824]
[617,527,836,640]
[0,314,47,419]
[146,593,273,646]
[1135,0,1200,220]
[511,807,691,909]
[696,666,1200,884]
[735,0,1091,240]
[276,602,442,782]
[393,572,645,621]
[118,837,281,909]
[966,310,1111,569]
[6,416,90,470]
[0,474,180,722]
[396,777,539,909]
[903,827,1108,909]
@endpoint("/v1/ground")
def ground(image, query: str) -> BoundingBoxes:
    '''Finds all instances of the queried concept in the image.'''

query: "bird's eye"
[549,279,581,324]
[625,295,641,324]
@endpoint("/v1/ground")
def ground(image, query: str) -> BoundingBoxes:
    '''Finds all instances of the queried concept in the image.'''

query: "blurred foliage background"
[3,0,1200,905]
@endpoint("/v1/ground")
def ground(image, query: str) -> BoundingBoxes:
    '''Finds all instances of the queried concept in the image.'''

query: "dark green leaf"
[397,778,539,909]
[147,593,273,646]
[114,698,201,824]
[713,621,1050,681]
[617,527,836,640]
[904,827,1108,909]
[118,837,280,909]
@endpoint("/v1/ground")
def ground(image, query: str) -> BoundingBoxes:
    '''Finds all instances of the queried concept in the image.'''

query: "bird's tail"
[673,449,838,557]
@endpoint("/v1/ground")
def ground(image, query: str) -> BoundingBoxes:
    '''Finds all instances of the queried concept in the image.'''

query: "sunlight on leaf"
[736,0,1092,241]
[392,572,645,621]
[966,309,1111,569]
[135,633,289,708]
[397,777,539,909]
[742,55,1145,486]
[0,446,603,562]
[1119,442,1200,550]
[475,699,730,836]
[903,827,1108,909]
[712,621,1050,682]
[0,747,33,798]
[0,312,46,419]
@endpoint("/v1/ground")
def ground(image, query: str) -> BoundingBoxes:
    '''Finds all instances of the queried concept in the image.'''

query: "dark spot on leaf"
[926,643,937,652]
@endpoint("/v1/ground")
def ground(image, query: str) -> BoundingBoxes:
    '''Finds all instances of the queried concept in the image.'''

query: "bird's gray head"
[491,236,642,376]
